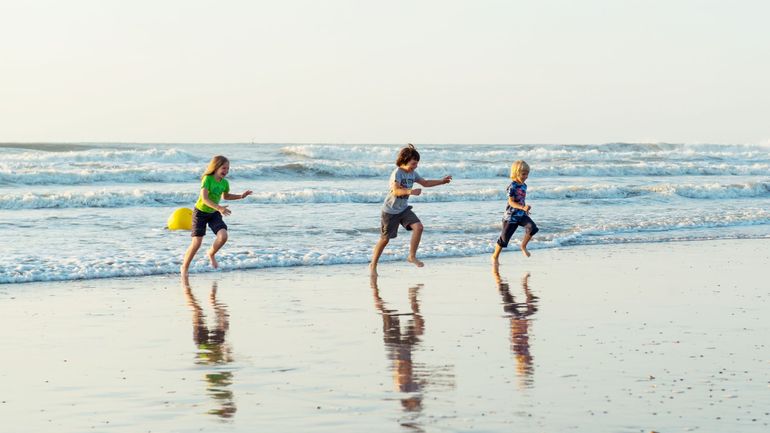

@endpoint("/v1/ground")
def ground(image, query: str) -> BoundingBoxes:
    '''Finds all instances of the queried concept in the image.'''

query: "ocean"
[1,142,769,284]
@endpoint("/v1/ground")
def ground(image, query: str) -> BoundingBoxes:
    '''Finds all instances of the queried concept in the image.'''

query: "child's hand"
[218,205,231,216]
[241,190,253,199]
[411,188,422,196]
[442,175,452,184]
[524,205,532,214]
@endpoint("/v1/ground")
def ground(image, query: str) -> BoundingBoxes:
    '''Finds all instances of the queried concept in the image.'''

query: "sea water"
[1,142,769,283]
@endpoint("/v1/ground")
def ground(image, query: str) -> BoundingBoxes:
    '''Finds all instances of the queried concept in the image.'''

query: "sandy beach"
[1,239,768,432]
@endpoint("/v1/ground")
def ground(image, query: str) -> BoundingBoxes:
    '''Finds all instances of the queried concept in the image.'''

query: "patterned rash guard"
[502,181,527,222]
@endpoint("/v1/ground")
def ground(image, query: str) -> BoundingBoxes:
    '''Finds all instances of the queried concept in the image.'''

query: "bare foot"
[369,262,378,276]
[407,256,424,268]
[520,246,531,258]
[207,249,219,269]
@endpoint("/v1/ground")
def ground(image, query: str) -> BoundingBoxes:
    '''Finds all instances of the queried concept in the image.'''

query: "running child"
[369,144,452,275]
[491,160,539,263]
[180,155,253,276]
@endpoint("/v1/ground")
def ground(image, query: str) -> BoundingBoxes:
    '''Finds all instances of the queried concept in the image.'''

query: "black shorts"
[496,215,539,247]
[381,206,421,239]
[191,208,227,237]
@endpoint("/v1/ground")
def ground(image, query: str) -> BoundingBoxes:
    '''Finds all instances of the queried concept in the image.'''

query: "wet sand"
[1,239,769,432]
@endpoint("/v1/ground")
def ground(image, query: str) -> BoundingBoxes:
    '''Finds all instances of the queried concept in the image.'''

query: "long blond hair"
[510,160,530,182]
[202,155,230,180]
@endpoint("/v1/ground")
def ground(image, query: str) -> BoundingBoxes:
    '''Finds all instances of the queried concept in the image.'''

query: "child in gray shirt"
[370,144,453,275]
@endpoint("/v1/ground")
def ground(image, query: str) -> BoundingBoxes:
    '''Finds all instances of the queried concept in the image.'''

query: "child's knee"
[410,222,424,233]
[217,229,229,241]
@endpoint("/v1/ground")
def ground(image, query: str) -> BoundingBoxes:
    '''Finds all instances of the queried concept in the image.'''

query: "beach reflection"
[181,276,236,419]
[491,266,539,389]
[370,275,456,431]
[371,275,425,412]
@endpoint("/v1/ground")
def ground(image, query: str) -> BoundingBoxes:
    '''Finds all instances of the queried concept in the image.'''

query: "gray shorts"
[381,206,421,239]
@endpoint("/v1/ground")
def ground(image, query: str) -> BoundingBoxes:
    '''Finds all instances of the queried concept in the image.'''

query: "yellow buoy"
[167,207,193,230]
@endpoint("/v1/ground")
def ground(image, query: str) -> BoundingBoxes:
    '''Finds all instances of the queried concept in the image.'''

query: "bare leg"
[520,224,533,258]
[491,244,503,264]
[207,229,228,269]
[407,223,424,267]
[181,236,204,276]
[370,236,390,275]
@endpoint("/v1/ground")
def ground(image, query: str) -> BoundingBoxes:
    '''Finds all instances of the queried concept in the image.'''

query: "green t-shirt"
[195,175,230,213]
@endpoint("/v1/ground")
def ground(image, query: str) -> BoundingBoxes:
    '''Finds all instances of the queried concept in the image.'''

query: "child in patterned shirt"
[492,160,539,263]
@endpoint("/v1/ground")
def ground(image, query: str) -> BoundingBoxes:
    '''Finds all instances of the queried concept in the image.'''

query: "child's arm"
[200,188,231,216]
[391,181,422,196]
[224,190,253,200]
[415,175,452,188]
[508,197,531,214]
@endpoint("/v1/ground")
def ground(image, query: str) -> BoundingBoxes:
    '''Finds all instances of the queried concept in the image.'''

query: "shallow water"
[1,142,770,283]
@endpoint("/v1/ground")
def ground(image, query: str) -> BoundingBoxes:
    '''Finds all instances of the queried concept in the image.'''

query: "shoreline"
[3,235,769,286]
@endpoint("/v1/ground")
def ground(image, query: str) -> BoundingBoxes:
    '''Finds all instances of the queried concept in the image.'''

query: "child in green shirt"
[181,155,253,277]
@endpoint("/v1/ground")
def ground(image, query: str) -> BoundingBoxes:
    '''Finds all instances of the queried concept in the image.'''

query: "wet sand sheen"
[1,239,769,432]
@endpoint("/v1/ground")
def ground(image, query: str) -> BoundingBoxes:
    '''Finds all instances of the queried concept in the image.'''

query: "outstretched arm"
[415,175,452,188]
[224,190,253,200]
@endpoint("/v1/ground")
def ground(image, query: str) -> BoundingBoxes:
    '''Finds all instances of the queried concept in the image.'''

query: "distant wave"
[0,190,196,209]
[5,143,769,168]
[3,160,770,186]
[3,142,770,186]
[0,167,203,185]
[540,181,770,200]
[2,147,202,164]
[4,181,769,209]
[648,181,770,199]
[281,143,770,163]
[0,143,101,152]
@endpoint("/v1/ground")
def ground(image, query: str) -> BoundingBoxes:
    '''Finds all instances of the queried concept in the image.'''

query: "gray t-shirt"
[382,168,425,214]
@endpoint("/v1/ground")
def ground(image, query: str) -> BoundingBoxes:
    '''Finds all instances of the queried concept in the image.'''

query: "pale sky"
[1,0,768,144]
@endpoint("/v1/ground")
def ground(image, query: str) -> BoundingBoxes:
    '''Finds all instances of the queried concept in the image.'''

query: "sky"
[1,0,769,145]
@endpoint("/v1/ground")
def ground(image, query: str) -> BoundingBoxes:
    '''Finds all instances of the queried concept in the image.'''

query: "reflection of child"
[181,276,236,419]
[370,275,425,411]
[369,144,452,275]
[492,267,538,389]
[491,160,539,263]
[180,155,252,276]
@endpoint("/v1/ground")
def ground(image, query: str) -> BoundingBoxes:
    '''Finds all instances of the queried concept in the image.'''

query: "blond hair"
[510,160,530,182]
[202,155,230,180]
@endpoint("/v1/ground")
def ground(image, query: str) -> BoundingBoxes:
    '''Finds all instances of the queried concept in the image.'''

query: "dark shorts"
[191,208,227,237]
[496,215,539,247]
[381,206,421,239]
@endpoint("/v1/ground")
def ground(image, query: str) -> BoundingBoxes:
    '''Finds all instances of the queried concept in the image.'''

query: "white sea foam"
[3,226,768,284]
[3,160,770,186]
[3,142,770,186]
[3,181,769,209]
[281,143,770,163]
